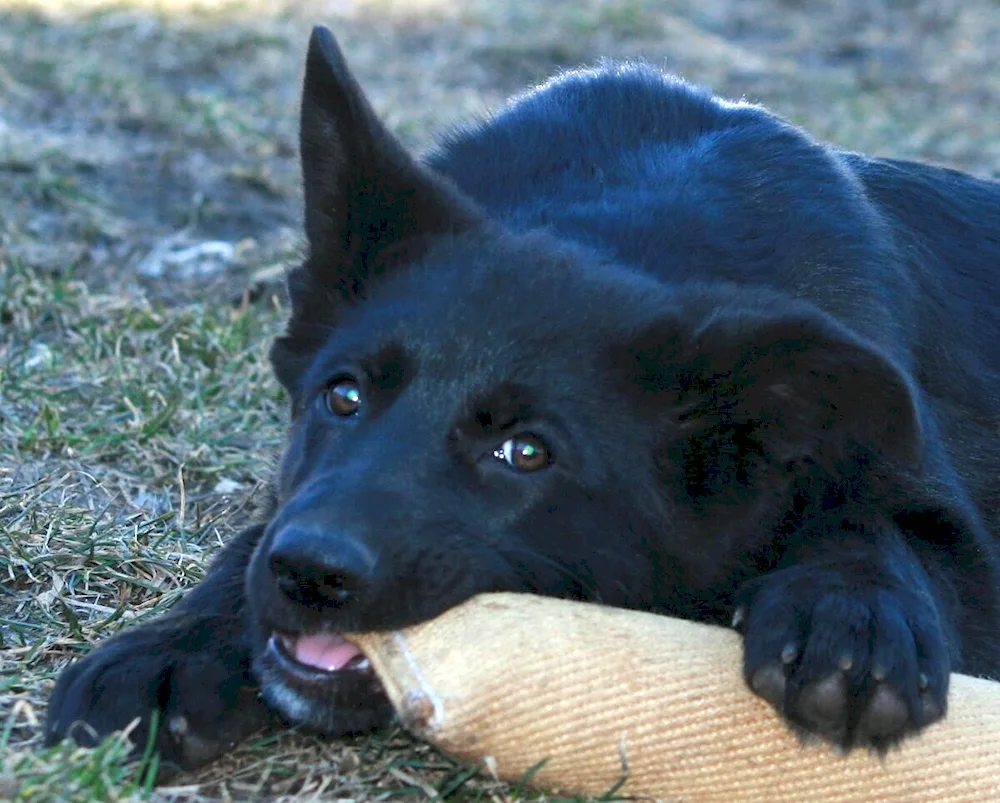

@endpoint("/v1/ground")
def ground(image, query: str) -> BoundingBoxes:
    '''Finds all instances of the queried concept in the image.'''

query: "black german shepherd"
[46,26,1000,773]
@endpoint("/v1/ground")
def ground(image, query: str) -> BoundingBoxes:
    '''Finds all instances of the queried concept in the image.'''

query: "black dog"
[46,26,1000,773]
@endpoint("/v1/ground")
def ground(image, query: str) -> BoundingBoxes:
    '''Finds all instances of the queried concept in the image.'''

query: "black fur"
[46,26,1000,773]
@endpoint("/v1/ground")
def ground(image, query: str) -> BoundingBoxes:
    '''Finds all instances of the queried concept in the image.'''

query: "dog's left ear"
[294,26,481,306]
[620,301,923,466]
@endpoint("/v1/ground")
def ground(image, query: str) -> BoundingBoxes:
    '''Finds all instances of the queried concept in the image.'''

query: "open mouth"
[259,629,392,735]
[268,631,373,680]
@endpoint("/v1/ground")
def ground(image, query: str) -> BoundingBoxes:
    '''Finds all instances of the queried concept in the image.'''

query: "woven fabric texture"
[350,593,1000,803]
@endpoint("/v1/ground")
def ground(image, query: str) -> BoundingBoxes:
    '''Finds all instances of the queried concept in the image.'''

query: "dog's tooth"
[355,658,371,671]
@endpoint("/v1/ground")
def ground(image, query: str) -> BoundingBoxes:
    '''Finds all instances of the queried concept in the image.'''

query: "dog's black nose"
[267,525,375,608]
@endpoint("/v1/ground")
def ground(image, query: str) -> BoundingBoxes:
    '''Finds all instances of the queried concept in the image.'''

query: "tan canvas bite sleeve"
[348,593,1000,803]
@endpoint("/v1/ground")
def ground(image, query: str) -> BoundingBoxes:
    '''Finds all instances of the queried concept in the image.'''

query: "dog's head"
[246,27,922,734]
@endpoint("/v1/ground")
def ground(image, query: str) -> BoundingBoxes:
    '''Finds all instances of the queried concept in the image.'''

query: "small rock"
[213,478,245,495]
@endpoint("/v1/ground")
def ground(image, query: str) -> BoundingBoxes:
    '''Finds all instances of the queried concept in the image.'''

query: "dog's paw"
[45,613,276,776]
[733,564,949,750]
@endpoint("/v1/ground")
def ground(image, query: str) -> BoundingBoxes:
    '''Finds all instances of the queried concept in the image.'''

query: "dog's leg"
[734,519,953,750]
[44,523,277,775]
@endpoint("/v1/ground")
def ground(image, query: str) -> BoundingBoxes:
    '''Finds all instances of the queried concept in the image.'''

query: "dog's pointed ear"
[295,26,480,299]
[620,301,923,465]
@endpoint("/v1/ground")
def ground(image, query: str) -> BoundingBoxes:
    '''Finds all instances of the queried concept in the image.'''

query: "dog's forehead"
[306,266,624,414]
[355,285,591,383]
[371,235,660,342]
[356,265,621,368]
[309,231,676,409]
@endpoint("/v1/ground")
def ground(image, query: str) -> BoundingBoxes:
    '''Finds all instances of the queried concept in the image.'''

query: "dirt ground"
[2,0,998,800]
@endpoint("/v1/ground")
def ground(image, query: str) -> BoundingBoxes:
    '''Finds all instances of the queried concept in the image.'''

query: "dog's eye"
[493,435,551,471]
[325,377,362,416]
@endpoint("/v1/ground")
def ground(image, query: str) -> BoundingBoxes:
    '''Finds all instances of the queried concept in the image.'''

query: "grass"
[1,255,281,799]
[0,256,548,801]
[5,720,162,803]
[1,0,998,800]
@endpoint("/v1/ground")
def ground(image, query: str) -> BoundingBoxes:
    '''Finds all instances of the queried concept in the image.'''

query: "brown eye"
[325,378,362,416]
[493,434,552,472]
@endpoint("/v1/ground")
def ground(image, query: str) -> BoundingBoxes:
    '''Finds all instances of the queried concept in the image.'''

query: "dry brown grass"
[2,0,998,800]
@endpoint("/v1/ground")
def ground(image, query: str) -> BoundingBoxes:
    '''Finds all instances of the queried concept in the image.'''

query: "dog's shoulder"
[427,62,778,209]
[426,63,789,212]
[845,153,1000,290]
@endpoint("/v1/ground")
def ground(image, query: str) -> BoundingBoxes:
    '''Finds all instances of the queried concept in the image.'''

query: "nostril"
[270,558,304,598]
[323,573,354,603]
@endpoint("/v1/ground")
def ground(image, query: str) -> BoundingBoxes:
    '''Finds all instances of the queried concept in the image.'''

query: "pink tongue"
[292,633,362,672]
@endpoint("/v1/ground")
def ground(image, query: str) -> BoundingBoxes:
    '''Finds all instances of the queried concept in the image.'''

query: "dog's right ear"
[615,296,923,467]
[293,26,481,313]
